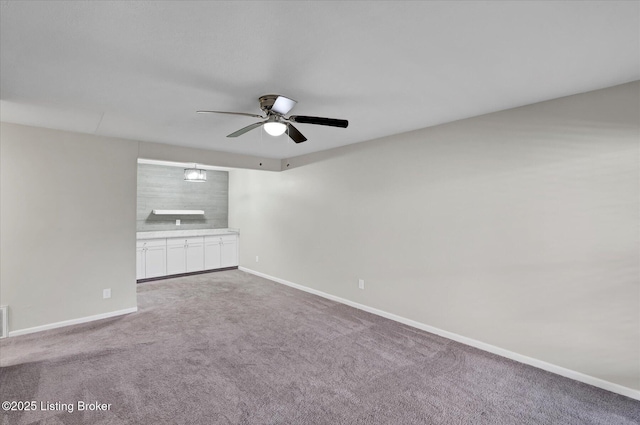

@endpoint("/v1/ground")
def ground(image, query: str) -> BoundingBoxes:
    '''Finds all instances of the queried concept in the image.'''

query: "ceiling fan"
[197,94,348,143]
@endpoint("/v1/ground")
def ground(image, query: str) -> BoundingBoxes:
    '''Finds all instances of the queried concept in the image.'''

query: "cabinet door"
[220,238,238,267]
[166,242,187,275]
[186,242,204,272]
[136,246,145,279]
[145,245,167,278]
[204,239,222,270]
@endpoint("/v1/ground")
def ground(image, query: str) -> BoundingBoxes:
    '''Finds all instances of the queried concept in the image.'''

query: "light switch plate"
[103,288,111,299]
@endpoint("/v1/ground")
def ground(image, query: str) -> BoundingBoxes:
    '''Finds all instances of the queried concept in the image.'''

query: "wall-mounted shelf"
[152,210,205,215]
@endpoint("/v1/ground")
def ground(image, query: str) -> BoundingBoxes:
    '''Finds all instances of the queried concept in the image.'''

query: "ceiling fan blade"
[227,122,264,138]
[286,123,307,144]
[289,115,348,128]
[271,96,297,115]
[197,110,265,119]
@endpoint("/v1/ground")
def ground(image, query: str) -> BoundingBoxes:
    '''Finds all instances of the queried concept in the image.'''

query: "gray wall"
[137,164,228,231]
[0,123,264,334]
[0,123,138,332]
[229,82,640,391]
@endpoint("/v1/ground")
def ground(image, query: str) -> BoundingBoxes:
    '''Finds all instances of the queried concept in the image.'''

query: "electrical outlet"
[358,279,365,290]
[103,288,111,299]
[256,256,259,262]
[176,219,181,226]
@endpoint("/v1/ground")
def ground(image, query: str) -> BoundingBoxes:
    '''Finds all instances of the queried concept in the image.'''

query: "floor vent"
[0,306,7,338]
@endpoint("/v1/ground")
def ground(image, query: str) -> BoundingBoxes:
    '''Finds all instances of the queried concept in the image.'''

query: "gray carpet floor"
[1,270,638,424]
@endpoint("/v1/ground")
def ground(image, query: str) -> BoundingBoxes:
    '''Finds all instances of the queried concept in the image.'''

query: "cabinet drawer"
[137,238,166,248]
[205,234,237,243]
[167,236,204,246]
[186,236,204,245]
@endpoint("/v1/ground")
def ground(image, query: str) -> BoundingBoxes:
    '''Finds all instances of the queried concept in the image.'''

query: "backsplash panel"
[137,164,228,231]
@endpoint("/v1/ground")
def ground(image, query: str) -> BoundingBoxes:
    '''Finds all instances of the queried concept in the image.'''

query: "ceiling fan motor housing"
[258,94,280,114]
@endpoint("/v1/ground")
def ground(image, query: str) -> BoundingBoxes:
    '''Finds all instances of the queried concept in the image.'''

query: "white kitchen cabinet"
[205,234,238,269]
[167,237,205,275]
[137,231,239,281]
[146,243,167,278]
[136,244,145,280]
[186,237,204,272]
[221,235,238,267]
[204,237,222,270]
[166,240,186,275]
[136,239,167,279]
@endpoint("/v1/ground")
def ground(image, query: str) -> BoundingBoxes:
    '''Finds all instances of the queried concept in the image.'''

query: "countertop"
[136,228,239,240]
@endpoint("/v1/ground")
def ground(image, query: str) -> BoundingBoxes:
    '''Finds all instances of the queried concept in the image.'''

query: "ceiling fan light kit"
[263,118,287,136]
[197,94,348,144]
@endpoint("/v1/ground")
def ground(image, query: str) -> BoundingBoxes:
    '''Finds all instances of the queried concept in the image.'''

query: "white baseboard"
[8,307,138,337]
[239,266,640,401]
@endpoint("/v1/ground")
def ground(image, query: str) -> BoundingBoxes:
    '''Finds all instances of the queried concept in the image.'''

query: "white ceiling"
[1,1,638,160]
